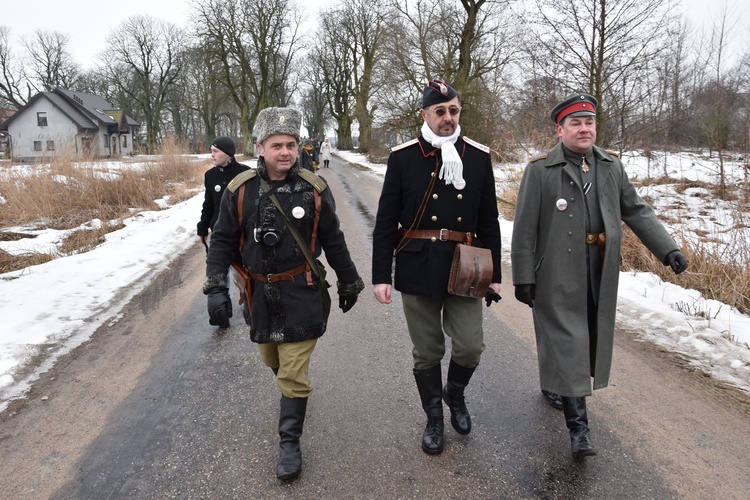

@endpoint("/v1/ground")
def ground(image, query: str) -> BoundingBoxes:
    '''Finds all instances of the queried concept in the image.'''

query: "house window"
[37,112,48,126]
[33,141,42,151]
[121,135,127,148]
[104,134,109,147]
[47,140,55,151]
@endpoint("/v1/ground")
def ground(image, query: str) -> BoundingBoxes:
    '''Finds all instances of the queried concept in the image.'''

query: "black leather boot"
[277,396,308,480]
[561,396,597,458]
[442,359,475,435]
[542,390,563,410]
[413,365,444,454]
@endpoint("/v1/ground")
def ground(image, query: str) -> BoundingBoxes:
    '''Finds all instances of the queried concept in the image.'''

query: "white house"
[0,88,140,161]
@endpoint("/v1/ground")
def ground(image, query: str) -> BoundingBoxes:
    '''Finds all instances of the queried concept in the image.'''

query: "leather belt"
[248,263,308,283]
[401,228,472,243]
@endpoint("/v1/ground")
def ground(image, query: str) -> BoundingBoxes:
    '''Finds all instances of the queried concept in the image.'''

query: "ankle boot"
[442,359,475,435]
[413,365,444,454]
[277,396,308,480]
[561,396,597,458]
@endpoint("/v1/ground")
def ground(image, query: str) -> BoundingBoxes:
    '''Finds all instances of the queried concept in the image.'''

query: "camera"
[254,226,282,246]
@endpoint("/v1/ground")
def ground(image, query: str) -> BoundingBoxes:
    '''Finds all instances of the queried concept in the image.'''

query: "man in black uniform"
[372,79,502,455]
[197,136,250,247]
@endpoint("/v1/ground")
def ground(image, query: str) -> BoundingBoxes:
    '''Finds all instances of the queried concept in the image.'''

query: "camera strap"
[260,178,322,286]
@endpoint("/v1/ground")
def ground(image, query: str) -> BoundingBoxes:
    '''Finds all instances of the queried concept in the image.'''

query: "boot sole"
[572,449,598,458]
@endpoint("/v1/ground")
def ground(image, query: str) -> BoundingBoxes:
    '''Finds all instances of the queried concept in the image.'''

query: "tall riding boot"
[442,358,476,435]
[561,396,597,458]
[413,365,444,454]
[277,395,308,480]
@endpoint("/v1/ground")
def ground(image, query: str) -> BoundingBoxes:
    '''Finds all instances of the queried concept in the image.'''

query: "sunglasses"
[429,105,462,117]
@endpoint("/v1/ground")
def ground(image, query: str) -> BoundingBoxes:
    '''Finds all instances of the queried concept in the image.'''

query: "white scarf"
[421,122,465,190]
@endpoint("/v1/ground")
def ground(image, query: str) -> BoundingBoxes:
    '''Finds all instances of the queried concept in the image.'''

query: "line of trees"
[1,0,748,158]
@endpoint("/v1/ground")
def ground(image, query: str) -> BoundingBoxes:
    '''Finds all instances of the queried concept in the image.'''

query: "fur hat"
[255,107,302,145]
[422,79,458,108]
[211,136,236,157]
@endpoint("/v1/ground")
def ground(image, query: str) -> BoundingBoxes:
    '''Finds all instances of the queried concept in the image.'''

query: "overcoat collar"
[542,142,616,191]
[417,135,467,158]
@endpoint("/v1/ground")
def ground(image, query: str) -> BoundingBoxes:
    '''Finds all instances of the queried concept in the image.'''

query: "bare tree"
[193,0,303,152]
[103,16,186,153]
[526,0,673,147]
[0,26,29,108]
[22,30,80,93]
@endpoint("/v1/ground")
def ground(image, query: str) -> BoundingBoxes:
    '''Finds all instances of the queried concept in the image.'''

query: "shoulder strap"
[228,169,257,193]
[260,178,322,285]
[298,168,328,193]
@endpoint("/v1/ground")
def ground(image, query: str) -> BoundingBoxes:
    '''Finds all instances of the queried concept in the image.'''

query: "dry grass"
[0,137,206,273]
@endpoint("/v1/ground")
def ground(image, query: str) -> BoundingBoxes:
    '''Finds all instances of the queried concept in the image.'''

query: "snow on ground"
[0,149,748,413]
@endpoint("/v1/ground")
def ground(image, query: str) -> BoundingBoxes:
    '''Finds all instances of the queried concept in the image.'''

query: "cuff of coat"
[337,276,365,297]
[203,274,228,294]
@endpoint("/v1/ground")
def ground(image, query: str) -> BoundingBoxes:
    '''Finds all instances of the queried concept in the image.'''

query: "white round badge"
[453,179,466,190]
[292,206,305,219]
[556,198,568,211]
[214,184,222,192]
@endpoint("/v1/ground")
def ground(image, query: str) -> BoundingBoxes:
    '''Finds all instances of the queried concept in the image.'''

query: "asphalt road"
[1,155,749,499]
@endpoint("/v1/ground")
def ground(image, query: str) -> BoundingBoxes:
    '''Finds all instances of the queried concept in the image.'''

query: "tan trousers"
[257,339,317,398]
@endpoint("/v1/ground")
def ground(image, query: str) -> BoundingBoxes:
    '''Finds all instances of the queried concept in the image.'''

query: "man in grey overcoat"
[511,94,688,458]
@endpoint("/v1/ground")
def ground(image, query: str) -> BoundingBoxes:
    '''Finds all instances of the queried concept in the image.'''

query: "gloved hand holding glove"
[485,289,501,307]
[207,287,232,328]
[514,284,535,308]
[665,250,688,275]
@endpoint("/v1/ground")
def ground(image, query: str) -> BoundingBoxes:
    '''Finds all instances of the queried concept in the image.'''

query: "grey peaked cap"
[255,107,302,144]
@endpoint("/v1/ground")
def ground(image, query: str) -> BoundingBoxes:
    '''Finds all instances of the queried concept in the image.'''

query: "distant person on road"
[372,79,502,455]
[320,138,332,168]
[197,136,250,249]
[511,93,688,458]
[203,107,364,481]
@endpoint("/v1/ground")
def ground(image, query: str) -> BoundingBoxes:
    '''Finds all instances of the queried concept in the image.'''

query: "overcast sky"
[1,0,748,70]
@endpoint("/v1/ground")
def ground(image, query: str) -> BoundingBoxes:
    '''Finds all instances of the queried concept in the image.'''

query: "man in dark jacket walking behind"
[511,94,688,458]
[203,107,364,481]
[372,79,502,455]
[197,136,250,247]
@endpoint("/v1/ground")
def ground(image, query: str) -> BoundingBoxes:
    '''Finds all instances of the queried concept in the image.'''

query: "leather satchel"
[448,244,493,298]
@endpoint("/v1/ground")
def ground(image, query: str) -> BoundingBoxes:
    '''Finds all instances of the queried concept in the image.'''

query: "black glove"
[207,288,232,328]
[339,294,358,313]
[485,290,501,307]
[514,284,535,308]
[665,250,688,275]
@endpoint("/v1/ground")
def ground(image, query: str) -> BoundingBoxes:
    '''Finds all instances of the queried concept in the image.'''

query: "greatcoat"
[511,142,679,396]
[197,158,250,236]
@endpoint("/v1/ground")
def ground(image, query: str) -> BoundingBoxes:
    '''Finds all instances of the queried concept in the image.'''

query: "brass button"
[432,194,438,200]
[457,217,462,222]
[457,194,463,200]
[430,237,437,242]
[431,216,438,221]
[431,172,435,177]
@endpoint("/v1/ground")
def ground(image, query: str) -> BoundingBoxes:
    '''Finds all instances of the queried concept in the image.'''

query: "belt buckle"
[267,273,274,282]
[586,233,596,245]
[439,228,449,241]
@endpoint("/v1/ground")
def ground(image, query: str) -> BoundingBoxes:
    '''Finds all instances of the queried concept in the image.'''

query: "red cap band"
[555,102,595,124]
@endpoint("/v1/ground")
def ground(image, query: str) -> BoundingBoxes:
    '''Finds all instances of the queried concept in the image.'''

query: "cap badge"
[279,115,286,123]
[439,83,448,95]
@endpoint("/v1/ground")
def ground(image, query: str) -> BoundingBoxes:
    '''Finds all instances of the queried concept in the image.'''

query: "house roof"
[0,88,139,131]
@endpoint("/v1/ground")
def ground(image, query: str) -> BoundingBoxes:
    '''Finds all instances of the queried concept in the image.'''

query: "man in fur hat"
[203,107,364,480]
[372,79,502,455]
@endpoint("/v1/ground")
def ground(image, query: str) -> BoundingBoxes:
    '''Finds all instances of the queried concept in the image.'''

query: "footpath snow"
[0,151,748,412]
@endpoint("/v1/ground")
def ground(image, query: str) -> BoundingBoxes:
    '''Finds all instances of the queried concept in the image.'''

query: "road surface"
[1,155,748,498]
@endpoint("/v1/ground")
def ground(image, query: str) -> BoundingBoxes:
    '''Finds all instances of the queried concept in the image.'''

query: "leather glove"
[485,290,501,307]
[207,288,232,328]
[339,294,358,313]
[514,284,535,308]
[665,250,688,275]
